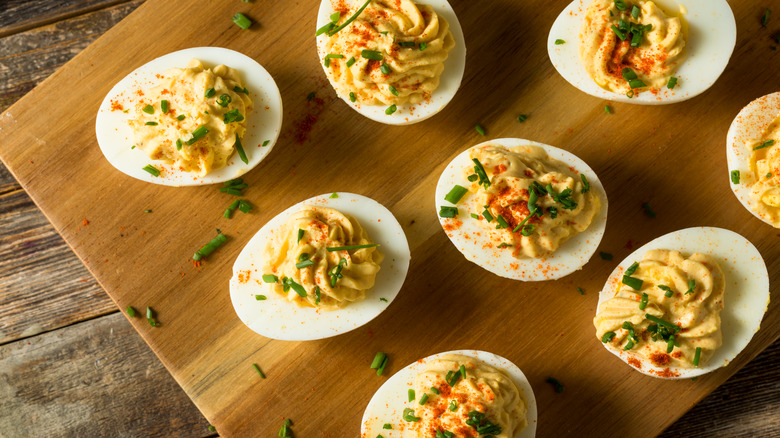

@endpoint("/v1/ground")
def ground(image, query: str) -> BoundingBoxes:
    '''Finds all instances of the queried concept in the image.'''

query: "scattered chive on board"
[474,124,486,136]
[252,363,266,378]
[232,12,252,30]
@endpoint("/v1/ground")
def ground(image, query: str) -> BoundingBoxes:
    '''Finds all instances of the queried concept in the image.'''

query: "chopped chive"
[448,400,457,411]
[474,124,486,136]
[628,79,646,89]
[418,393,429,405]
[314,286,321,305]
[622,275,643,290]
[370,352,387,369]
[625,261,639,276]
[399,41,416,47]
[459,365,466,379]
[326,243,380,252]
[623,340,635,350]
[217,94,232,107]
[234,134,248,164]
[444,185,468,204]
[645,314,681,332]
[233,86,249,94]
[146,306,159,327]
[639,293,649,310]
[262,139,270,146]
[667,77,678,89]
[470,213,479,220]
[439,206,458,218]
[495,214,509,229]
[223,177,244,186]
[323,53,344,67]
[577,287,585,295]
[187,125,209,145]
[224,199,240,218]
[520,224,535,236]
[430,386,440,394]
[126,306,137,317]
[361,49,383,60]
[482,209,494,222]
[388,85,399,96]
[626,90,635,98]
[402,408,421,422]
[346,56,356,67]
[144,209,152,213]
[731,170,740,184]
[142,164,160,177]
[419,42,427,51]
[208,425,216,432]
[297,229,304,243]
[176,114,186,121]
[281,276,307,297]
[762,8,771,27]
[385,104,397,115]
[262,274,278,283]
[685,279,696,295]
[307,92,315,101]
[642,202,656,218]
[580,174,590,193]
[176,139,183,150]
[600,252,613,260]
[753,140,775,150]
[408,389,415,402]
[380,63,391,74]
[379,297,387,302]
[472,158,491,188]
[665,335,676,353]
[329,11,340,22]
[252,363,266,378]
[631,4,640,19]
[295,259,315,269]
[326,0,371,36]
[517,114,529,123]
[611,24,627,40]
[554,39,566,45]
[693,347,702,366]
[223,109,244,124]
[546,377,564,393]
[232,12,252,30]
[467,174,478,182]
[349,92,357,102]
[204,88,215,98]
[605,105,612,114]
[316,22,335,36]
[601,331,616,343]
[383,424,393,429]
[497,242,511,248]
[376,355,388,375]
[255,295,267,301]
[142,104,154,114]
[192,233,228,261]
[160,100,169,113]
[145,121,158,126]
[330,192,339,198]
[614,0,627,11]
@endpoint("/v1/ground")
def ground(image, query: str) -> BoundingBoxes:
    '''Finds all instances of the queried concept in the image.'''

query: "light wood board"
[0,0,778,436]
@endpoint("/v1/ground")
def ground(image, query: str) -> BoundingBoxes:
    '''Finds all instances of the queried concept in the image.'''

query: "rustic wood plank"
[0,162,18,193]
[0,0,144,113]
[0,0,131,38]
[0,311,214,437]
[0,0,777,437]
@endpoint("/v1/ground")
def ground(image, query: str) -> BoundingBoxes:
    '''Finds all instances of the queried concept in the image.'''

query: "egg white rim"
[315,0,466,125]
[229,192,411,341]
[726,91,780,228]
[95,47,283,186]
[547,0,736,105]
[360,349,538,438]
[595,227,769,379]
[435,138,608,281]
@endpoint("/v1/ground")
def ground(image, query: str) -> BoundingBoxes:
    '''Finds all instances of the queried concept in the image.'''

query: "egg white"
[547,0,736,105]
[435,138,608,281]
[95,47,283,186]
[595,227,769,379]
[315,0,466,125]
[360,350,538,438]
[229,193,410,341]
[726,91,780,228]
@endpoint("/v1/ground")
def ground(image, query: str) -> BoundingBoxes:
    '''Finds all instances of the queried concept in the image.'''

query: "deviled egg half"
[361,350,537,438]
[229,193,410,341]
[548,0,736,104]
[594,227,769,379]
[315,0,466,125]
[435,139,608,281]
[96,47,283,186]
[727,91,780,228]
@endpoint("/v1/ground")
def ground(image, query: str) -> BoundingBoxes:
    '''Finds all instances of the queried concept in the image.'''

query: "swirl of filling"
[594,250,725,369]
[264,206,383,310]
[469,144,601,258]
[322,0,455,105]
[129,59,252,176]
[406,354,527,438]
[748,113,780,226]
[579,0,685,94]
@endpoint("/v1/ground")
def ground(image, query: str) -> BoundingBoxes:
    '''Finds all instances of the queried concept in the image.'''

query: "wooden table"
[0,1,777,436]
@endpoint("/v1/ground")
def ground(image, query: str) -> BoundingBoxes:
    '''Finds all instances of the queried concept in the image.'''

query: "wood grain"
[0,0,128,38]
[0,311,214,437]
[0,0,777,437]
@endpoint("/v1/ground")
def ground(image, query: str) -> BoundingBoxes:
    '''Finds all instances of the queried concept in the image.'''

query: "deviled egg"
[727,91,780,227]
[548,0,736,104]
[315,0,466,125]
[96,47,283,186]
[435,139,608,281]
[360,350,537,438]
[594,227,769,379]
[229,193,410,341]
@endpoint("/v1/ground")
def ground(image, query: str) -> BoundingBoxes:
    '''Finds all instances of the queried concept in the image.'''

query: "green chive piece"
[262,274,278,283]
[642,202,656,218]
[470,213,479,220]
[232,12,252,30]
[160,100,169,113]
[600,252,613,260]
[142,104,154,114]
[482,209,494,222]
[388,85,399,96]
[376,355,388,375]
[326,243,380,252]
[622,68,638,81]
[144,209,152,213]
[379,297,387,303]
[497,242,511,248]
[645,314,681,332]
[418,393,429,405]
[297,229,304,243]
[449,400,457,411]
[475,124,486,136]
[330,192,339,198]
[577,287,585,295]
[667,77,678,89]
[208,425,216,432]
[383,423,392,429]
[217,94,232,107]
[361,49,383,60]
[731,170,740,184]
[639,293,649,310]
[628,79,646,89]
[187,125,209,145]
[614,0,627,11]
[402,408,421,422]
[611,25,627,40]
[398,41,416,47]
[430,386,440,394]
[693,347,702,367]
[459,365,466,379]
[631,4,640,18]
[204,88,216,98]
[252,363,266,378]
[255,295,266,301]
[495,214,509,229]
[605,105,612,114]
[408,389,415,402]
[146,306,159,327]
[580,174,590,193]
[176,139,183,150]
[444,185,468,204]
[326,0,371,36]
[307,92,315,101]
[625,262,639,276]
[623,340,635,350]
[419,42,427,51]
[192,233,228,261]
[685,279,696,295]
[176,114,186,121]
[439,205,459,218]
[234,134,249,164]
[626,90,635,98]
[316,22,335,36]
[130,145,135,149]
[126,306,137,317]
[329,12,340,22]
[233,86,249,94]
[262,139,270,147]
[546,377,564,393]
[554,39,566,45]
[323,53,344,67]
[385,104,397,115]
[380,63,391,74]
[622,275,643,290]
[314,286,321,305]
[754,140,775,150]
[517,114,528,123]
[142,164,160,177]
[295,258,315,269]
[658,285,673,297]
[601,331,616,343]
[223,109,244,124]
[370,352,387,369]
[472,158,491,188]
[346,56,356,67]
[349,92,357,102]
[762,8,771,27]
[467,174,478,182]
[145,121,158,126]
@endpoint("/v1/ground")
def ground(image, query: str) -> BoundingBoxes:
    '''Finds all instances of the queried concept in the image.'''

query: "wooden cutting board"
[0,0,777,436]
